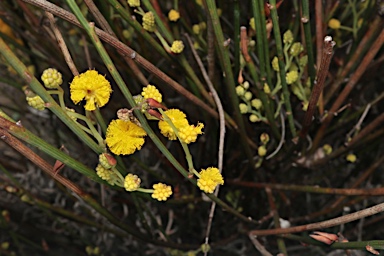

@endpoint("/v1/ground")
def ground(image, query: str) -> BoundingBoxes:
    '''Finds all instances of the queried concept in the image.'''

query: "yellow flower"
[197,167,224,193]
[168,9,180,22]
[143,12,155,32]
[124,173,141,191]
[346,153,357,163]
[105,119,147,155]
[249,17,255,30]
[192,24,200,34]
[158,109,189,140]
[171,40,184,54]
[127,0,140,7]
[178,123,204,144]
[70,70,112,111]
[141,84,162,103]
[328,18,341,29]
[152,183,172,201]
[41,68,62,88]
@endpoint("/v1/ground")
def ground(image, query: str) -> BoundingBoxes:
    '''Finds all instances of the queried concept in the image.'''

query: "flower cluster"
[270,30,310,110]
[159,109,204,144]
[236,81,266,123]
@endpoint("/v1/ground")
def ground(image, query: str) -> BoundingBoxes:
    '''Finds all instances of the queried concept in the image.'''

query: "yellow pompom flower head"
[158,109,189,140]
[141,84,162,103]
[124,173,141,191]
[142,11,156,32]
[151,183,172,201]
[168,9,180,22]
[197,167,224,193]
[70,70,112,111]
[127,0,140,7]
[105,119,147,155]
[170,40,184,54]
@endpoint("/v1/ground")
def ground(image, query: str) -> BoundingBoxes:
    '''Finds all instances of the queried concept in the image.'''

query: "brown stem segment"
[300,36,335,138]
[249,201,384,236]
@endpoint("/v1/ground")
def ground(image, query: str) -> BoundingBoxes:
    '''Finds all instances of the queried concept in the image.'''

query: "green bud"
[289,42,303,57]
[239,103,248,114]
[283,30,294,44]
[272,56,279,71]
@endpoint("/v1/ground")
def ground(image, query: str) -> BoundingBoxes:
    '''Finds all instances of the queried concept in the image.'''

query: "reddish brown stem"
[300,36,335,138]
[312,29,384,149]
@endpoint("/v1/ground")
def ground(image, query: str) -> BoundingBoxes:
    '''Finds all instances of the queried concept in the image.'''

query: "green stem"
[301,0,316,88]
[269,0,297,137]
[205,0,257,169]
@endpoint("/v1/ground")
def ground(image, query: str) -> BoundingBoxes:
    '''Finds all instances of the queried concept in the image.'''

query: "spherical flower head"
[168,9,180,22]
[143,12,156,32]
[346,153,357,163]
[124,173,141,191]
[289,42,303,57]
[286,70,299,84]
[70,70,112,111]
[158,109,189,140]
[328,18,341,29]
[236,85,245,96]
[152,183,172,201]
[197,167,224,193]
[141,84,162,103]
[239,103,248,114]
[192,24,200,34]
[249,114,260,123]
[99,153,117,169]
[283,30,294,44]
[249,17,255,30]
[41,68,62,88]
[106,119,147,155]
[127,0,140,7]
[244,91,253,101]
[178,123,204,144]
[272,56,279,71]
[171,40,184,54]
[251,98,262,110]
[258,145,267,157]
[26,95,45,111]
[96,164,112,182]
[323,144,333,155]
